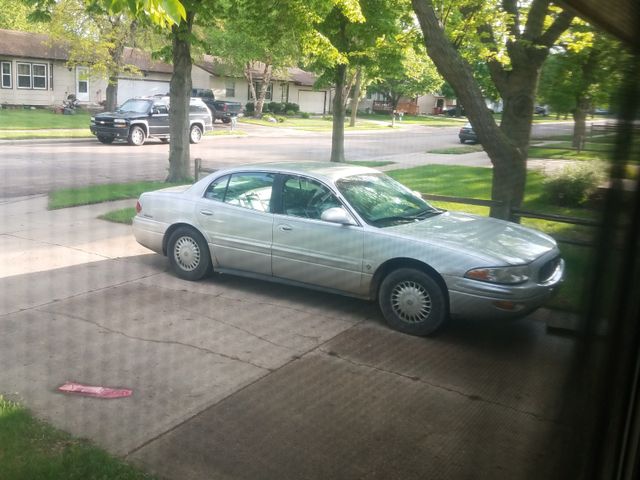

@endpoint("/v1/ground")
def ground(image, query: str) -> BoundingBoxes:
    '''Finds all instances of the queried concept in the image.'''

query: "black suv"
[90,96,213,146]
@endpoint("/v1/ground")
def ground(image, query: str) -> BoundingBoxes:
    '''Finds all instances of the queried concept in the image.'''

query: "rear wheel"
[167,227,211,281]
[189,125,203,144]
[222,117,231,124]
[379,268,447,336]
[97,135,114,144]
[128,125,146,146]
[459,138,465,144]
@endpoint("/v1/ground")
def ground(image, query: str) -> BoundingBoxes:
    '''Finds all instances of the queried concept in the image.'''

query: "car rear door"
[271,175,365,295]
[195,172,275,275]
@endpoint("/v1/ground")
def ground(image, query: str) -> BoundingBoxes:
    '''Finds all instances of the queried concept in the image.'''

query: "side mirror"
[321,207,357,226]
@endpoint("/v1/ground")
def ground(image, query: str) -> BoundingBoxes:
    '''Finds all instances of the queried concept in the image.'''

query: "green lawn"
[0,108,92,129]
[240,116,391,131]
[0,396,156,480]
[99,207,137,224]
[48,181,185,210]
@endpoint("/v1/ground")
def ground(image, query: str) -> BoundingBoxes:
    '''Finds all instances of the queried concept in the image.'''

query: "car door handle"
[200,210,213,216]
[278,224,293,231]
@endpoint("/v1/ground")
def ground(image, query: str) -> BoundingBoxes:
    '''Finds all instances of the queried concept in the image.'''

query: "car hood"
[386,211,557,265]
[95,111,146,120]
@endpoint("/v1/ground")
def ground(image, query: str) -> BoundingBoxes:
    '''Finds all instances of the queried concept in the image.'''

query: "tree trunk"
[412,0,524,219]
[166,13,194,183]
[105,78,117,111]
[330,63,347,162]
[255,64,273,118]
[349,67,363,127]
[412,0,572,220]
[572,104,588,151]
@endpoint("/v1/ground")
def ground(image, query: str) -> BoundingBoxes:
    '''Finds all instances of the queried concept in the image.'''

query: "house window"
[17,63,32,88]
[248,82,272,101]
[225,80,235,97]
[33,64,47,89]
[1,61,11,88]
[15,62,48,90]
[281,83,289,102]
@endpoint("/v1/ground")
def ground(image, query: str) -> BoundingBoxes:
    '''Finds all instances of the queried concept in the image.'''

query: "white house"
[0,29,331,114]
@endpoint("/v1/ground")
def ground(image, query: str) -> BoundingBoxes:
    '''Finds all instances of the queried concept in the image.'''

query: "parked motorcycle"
[62,94,79,115]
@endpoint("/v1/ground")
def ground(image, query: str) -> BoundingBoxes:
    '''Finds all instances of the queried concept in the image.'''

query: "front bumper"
[90,125,129,139]
[445,258,564,319]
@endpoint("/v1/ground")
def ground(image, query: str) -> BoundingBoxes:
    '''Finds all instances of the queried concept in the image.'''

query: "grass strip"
[0,396,156,480]
[427,145,484,154]
[0,109,92,129]
[48,181,185,210]
[99,207,137,224]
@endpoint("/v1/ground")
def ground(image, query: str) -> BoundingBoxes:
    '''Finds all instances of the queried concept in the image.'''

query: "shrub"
[285,110,296,116]
[543,161,607,207]
[267,102,286,114]
[300,111,310,119]
[245,102,255,114]
[284,102,300,113]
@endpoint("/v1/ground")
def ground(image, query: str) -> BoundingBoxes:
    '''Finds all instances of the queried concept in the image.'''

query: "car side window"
[204,175,230,201]
[223,173,274,212]
[282,176,341,220]
[153,103,168,114]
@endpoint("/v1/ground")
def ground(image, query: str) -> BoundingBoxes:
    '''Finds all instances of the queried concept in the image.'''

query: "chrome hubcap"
[131,129,144,144]
[191,128,201,142]
[174,236,200,271]
[391,281,431,324]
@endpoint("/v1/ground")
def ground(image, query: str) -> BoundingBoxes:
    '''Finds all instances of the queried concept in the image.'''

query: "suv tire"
[189,125,203,144]
[128,125,146,146]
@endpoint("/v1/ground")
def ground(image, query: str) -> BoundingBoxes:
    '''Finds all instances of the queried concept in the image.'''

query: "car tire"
[128,125,146,146]
[167,227,212,281]
[379,268,447,336]
[459,138,465,144]
[189,125,203,144]
[160,138,169,144]
[97,135,114,144]
[222,117,231,124]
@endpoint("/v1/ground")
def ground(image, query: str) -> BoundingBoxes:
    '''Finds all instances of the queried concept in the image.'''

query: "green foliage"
[300,111,311,118]
[245,102,255,114]
[542,162,607,207]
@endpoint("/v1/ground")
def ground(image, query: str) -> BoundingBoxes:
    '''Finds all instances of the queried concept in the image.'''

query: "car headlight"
[465,265,530,285]
[114,118,126,124]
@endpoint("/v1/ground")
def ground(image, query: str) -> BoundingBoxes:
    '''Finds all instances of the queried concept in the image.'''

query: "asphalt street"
[0,121,576,198]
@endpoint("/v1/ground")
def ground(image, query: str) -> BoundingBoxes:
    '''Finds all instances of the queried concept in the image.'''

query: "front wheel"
[379,268,447,336]
[221,117,231,124]
[167,227,212,281]
[128,125,146,146]
[189,125,203,144]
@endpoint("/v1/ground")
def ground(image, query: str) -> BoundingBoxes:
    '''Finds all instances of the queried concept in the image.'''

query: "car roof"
[215,162,380,184]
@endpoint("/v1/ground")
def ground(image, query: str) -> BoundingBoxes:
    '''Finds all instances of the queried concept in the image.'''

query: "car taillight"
[135,200,142,214]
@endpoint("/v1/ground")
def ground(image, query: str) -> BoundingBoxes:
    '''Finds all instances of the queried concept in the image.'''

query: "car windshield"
[336,173,443,227]
[117,99,152,113]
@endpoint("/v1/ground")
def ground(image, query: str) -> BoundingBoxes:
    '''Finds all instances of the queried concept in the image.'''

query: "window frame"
[32,63,47,90]
[1,61,11,89]
[17,62,32,89]
[225,79,235,98]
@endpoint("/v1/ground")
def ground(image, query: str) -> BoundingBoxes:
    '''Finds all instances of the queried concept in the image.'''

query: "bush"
[267,102,286,114]
[543,162,607,207]
[245,102,255,114]
[284,102,299,113]
[300,111,310,119]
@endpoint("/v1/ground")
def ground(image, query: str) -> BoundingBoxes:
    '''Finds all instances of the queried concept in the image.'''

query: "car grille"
[538,256,561,283]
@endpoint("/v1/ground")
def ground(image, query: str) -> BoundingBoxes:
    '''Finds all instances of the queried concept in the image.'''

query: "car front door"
[148,101,170,137]
[196,172,275,275]
[271,175,365,295]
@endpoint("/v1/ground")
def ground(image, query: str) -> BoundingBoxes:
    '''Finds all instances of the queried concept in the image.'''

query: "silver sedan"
[133,162,564,336]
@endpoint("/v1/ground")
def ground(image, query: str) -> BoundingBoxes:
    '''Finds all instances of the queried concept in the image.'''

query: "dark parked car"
[191,88,243,124]
[535,105,548,115]
[90,96,212,146]
[458,123,477,144]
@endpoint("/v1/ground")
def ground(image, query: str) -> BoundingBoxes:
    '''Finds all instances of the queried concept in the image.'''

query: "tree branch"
[539,10,575,48]
[523,0,550,39]
[502,0,521,38]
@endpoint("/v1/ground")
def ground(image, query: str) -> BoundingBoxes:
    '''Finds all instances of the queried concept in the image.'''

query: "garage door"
[117,79,170,103]
[297,90,326,114]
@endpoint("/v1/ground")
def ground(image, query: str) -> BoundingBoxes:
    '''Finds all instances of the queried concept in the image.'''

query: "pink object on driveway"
[58,382,133,399]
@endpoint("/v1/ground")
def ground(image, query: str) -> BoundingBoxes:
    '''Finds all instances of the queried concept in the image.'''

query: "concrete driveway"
[1,195,579,479]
